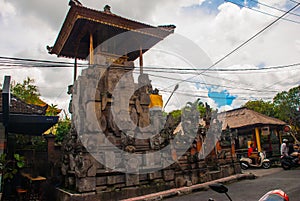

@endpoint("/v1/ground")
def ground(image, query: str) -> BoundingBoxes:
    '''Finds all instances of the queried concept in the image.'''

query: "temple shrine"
[48,1,241,200]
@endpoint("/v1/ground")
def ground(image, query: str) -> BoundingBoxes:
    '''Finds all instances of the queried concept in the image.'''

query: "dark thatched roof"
[0,91,47,115]
[48,2,175,60]
[0,91,58,135]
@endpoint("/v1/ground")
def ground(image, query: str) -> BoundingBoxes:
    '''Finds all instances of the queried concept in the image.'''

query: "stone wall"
[58,63,241,200]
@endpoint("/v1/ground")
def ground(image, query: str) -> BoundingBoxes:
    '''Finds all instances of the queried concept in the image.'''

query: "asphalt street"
[165,167,300,201]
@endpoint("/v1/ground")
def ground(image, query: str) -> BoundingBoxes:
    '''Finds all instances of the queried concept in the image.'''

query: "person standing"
[280,139,289,156]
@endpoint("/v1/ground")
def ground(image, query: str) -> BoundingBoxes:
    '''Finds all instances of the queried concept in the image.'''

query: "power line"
[140,62,300,73]
[0,60,280,104]
[248,0,300,17]
[162,88,274,97]
[1,56,299,72]
[264,72,300,89]
[0,56,87,66]
[205,1,300,70]
[159,88,273,100]
[290,0,300,4]
[0,58,283,98]
[163,1,300,90]
[225,0,300,24]
[1,55,298,95]
[204,67,300,75]
[136,71,278,93]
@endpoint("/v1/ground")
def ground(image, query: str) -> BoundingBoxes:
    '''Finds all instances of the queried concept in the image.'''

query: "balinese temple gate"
[48,1,241,200]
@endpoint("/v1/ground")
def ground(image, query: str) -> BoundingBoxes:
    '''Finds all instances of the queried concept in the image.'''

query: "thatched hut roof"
[218,107,286,130]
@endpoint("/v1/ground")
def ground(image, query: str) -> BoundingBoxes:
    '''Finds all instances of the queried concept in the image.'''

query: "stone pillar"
[45,133,56,164]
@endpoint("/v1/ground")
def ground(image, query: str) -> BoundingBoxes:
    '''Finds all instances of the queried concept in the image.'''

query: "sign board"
[283,125,291,133]
[261,126,270,136]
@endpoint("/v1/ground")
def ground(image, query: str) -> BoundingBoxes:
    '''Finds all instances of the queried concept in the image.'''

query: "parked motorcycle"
[281,155,299,170]
[208,183,289,201]
[240,152,271,170]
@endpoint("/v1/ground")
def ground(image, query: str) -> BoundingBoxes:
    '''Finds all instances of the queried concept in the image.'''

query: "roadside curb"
[242,167,283,178]
[121,173,256,201]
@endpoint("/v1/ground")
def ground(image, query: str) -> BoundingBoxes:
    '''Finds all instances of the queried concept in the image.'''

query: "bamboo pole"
[255,127,262,152]
[74,57,77,82]
[139,47,143,74]
[89,33,94,65]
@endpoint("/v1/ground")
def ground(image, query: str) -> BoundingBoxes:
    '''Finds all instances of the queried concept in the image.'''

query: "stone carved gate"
[59,62,241,197]
[47,2,241,200]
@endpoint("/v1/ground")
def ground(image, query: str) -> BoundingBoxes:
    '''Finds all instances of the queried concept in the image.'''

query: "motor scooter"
[240,151,271,170]
[281,155,299,170]
[208,183,289,201]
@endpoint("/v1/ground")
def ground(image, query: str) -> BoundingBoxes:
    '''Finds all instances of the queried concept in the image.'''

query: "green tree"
[243,86,300,135]
[11,77,40,104]
[273,85,300,128]
[11,77,61,116]
[243,99,276,117]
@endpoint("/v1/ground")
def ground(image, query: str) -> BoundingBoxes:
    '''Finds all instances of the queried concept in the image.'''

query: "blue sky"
[207,87,237,107]
[183,0,258,14]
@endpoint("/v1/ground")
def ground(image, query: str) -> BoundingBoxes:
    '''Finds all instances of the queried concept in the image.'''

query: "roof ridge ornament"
[104,5,112,13]
[69,0,82,7]
[158,25,176,29]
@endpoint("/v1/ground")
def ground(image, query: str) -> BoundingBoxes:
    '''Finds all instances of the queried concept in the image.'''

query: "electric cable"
[162,1,300,92]
[248,0,300,17]
[1,56,299,72]
[0,56,88,66]
[225,0,300,24]
[1,56,298,96]
[159,88,273,100]
[134,71,278,93]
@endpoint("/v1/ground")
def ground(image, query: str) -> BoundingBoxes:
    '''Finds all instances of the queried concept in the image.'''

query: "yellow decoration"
[149,94,163,108]
[255,127,262,152]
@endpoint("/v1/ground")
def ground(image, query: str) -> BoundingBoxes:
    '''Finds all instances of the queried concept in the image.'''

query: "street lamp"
[163,84,179,111]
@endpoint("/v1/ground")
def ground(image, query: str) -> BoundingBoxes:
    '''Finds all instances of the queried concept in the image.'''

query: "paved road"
[165,168,300,201]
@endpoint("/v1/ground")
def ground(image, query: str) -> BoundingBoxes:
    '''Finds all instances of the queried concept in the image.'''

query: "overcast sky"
[0,0,299,113]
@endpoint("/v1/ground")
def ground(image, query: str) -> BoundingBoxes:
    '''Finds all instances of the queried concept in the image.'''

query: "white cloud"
[0,0,299,113]
[259,0,287,7]
[0,0,16,21]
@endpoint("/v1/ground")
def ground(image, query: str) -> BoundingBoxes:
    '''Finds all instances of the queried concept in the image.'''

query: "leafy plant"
[11,77,61,116]
[14,135,47,152]
[11,77,40,104]
[46,103,61,116]
[0,153,25,180]
[55,119,71,143]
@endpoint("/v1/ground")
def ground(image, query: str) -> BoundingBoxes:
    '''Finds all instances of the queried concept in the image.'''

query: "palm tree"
[46,104,61,116]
